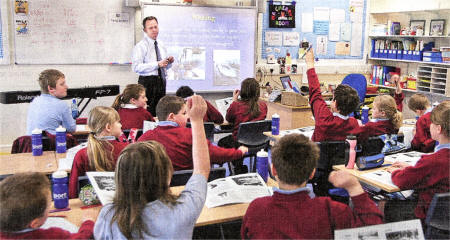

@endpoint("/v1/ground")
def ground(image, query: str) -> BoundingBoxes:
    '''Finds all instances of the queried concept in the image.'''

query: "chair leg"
[227,162,235,176]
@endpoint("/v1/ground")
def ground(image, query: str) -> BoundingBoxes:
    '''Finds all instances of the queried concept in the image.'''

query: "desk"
[261,99,315,130]
[332,164,400,193]
[56,178,278,227]
[0,151,58,175]
[73,125,90,136]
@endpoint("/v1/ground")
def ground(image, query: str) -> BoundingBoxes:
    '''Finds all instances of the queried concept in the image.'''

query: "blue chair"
[342,74,367,119]
[425,192,450,240]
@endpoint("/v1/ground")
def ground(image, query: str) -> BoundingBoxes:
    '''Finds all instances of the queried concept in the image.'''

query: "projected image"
[213,50,240,86]
[166,47,205,81]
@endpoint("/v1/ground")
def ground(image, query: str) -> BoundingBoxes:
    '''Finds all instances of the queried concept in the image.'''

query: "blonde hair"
[374,95,403,130]
[87,106,120,171]
[430,100,450,137]
[112,84,146,110]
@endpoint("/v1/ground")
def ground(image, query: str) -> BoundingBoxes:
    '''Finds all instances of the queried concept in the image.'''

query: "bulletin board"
[0,0,10,65]
[142,4,257,93]
[261,0,367,60]
[12,0,135,64]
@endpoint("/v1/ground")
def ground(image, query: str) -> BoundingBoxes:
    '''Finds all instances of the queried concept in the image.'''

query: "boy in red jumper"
[305,49,360,142]
[408,94,435,152]
[241,134,383,239]
[0,172,98,239]
[138,95,248,170]
[175,86,224,124]
[387,100,450,221]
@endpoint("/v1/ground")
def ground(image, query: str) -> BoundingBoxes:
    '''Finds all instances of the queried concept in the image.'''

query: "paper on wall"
[265,31,282,46]
[313,7,329,21]
[335,42,350,55]
[328,23,340,41]
[340,22,352,41]
[351,22,363,56]
[330,9,345,23]
[301,13,313,32]
[349,0,364,23]
[316,36,328,55]
[283,32,299,46]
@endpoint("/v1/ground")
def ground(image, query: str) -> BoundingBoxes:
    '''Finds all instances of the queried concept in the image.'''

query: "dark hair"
[142,16,158,29]
[156,96,185,121]
[240,78,261,118]
[430,100,450,138]
[271,134,319,185]
[112,141,177,238]
[112,84,146,110]
[408,93,430,111]
[334,84,359,116]
[0,173,50,232]
[38,69,65,94]
[175,86,194,99]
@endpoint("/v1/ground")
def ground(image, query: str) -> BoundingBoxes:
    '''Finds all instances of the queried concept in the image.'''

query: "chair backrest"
[342,74,367,103]
[186,122,215,142]
[236,120,272,148]
[11,132,53,154]
[122,129,144,141]
[170,167,226,187]
[425,192,450,240]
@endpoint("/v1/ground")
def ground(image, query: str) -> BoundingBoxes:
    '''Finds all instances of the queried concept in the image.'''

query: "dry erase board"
[262,0,367,60]
[142,4,257,93]
[0,1,10,65]
[12,0,135,64]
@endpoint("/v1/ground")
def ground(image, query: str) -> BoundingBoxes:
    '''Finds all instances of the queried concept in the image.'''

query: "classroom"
[0,0,449,239]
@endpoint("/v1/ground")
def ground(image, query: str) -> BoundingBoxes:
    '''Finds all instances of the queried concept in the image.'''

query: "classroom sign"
[269,4,295,28]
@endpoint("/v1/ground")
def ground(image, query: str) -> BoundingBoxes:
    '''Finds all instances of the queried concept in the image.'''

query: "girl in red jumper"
[69,106,128,198]
[112,84,154,130]
[352,95,402,140]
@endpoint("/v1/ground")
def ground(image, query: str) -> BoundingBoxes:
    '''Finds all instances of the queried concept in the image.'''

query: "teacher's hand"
[158,59,168,68]
[167,56,174,64]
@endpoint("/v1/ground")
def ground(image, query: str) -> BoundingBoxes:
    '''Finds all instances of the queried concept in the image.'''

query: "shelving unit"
[368,5,450,98]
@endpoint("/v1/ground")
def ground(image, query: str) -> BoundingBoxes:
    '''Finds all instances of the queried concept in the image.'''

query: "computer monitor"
[280,75,300,93]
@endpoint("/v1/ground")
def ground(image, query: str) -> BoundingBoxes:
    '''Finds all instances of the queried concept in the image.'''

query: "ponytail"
[111,94,124,110]
[392,111,403,130]
[375,95,403,130]
[240,78,261,118]
[87,134,114,171]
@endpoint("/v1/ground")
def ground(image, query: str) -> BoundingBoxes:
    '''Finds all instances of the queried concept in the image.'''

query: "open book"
[384,151,425,166]
[205,173,272,208]
[215,97,233,119]
[86,172,115,205]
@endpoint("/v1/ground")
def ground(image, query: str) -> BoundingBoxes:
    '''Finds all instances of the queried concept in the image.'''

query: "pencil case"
[356,153,385,170]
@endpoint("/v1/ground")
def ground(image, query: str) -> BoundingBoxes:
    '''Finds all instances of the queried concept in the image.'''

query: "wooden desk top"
[260,98,311,110]
[0,151,58,175]
[73,125,90,136]
[332,164,400,193]
[57,178,278,228]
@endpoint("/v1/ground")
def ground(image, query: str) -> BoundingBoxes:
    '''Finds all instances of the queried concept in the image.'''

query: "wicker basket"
[281,92,308,106]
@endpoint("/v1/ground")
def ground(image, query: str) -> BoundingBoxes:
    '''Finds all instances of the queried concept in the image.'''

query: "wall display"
[409,20,426,35]
[429,19,446,36]
[0,0,9,64]
[143,4,257,93]
[269,4,295,28]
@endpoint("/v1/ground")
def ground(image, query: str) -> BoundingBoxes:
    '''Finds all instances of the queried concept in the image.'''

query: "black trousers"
[138,75,166,117]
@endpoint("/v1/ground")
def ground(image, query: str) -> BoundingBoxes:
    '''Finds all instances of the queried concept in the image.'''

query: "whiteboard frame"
[141,3,258,94]
[0,0,10,65]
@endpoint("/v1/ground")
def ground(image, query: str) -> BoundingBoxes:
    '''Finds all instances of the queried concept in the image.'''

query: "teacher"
[132,16,174,116]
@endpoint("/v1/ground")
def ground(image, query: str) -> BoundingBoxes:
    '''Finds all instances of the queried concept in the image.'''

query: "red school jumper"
[0,220,94,239]
[411,111,436,153]
[117,105,154,130]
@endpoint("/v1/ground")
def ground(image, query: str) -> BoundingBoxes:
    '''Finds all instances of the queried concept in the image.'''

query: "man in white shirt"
[132,16,174,116]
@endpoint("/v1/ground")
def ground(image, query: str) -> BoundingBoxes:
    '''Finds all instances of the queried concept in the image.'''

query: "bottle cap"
[362,105,369,110]
[272,113,280,118]
[52,170,68,178]
[56,126,66,132]
[346,135,357,140]
[257,149,268,157]
[32,128,42,134]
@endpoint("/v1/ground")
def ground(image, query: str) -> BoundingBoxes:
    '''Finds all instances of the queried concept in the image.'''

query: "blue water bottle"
[52,171,69,209]
[55,126,66,153]
[271,113,280,135]
[31,128,43,156]
[71,98,78,119]
[256,149,269,182]
[361,106,369,124]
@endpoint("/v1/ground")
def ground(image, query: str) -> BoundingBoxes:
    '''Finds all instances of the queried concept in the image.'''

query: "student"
[111,84,155,130]
[26,69,76,135]
[408,93,436,152]
[94,95,211,239]
[351,95,403,140]
[69,106,128,198]
[391,73,405,111]
[241,134,383,239]
[175,85,224,124]
[138,96,247,171]
[387,100,450,221]
[305,49,360,142]
[0,172,98,239]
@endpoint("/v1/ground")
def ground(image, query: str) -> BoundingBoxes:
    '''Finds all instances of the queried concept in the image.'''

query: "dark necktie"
[154,41,166,83]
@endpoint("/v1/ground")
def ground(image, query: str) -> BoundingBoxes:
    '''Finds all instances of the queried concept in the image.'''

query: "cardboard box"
[281,92,308,106]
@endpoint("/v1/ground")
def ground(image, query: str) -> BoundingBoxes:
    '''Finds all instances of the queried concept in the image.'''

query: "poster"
[316,36,328,55]
[335,42,351,55]
[265,31,282,46]
[269,4,295,28]
[283,32,299,46]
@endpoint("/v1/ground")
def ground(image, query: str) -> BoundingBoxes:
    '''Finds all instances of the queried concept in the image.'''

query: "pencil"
[301,45,313,59]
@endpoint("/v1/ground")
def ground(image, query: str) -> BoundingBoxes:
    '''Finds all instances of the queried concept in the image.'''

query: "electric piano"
[0,85,120,115]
